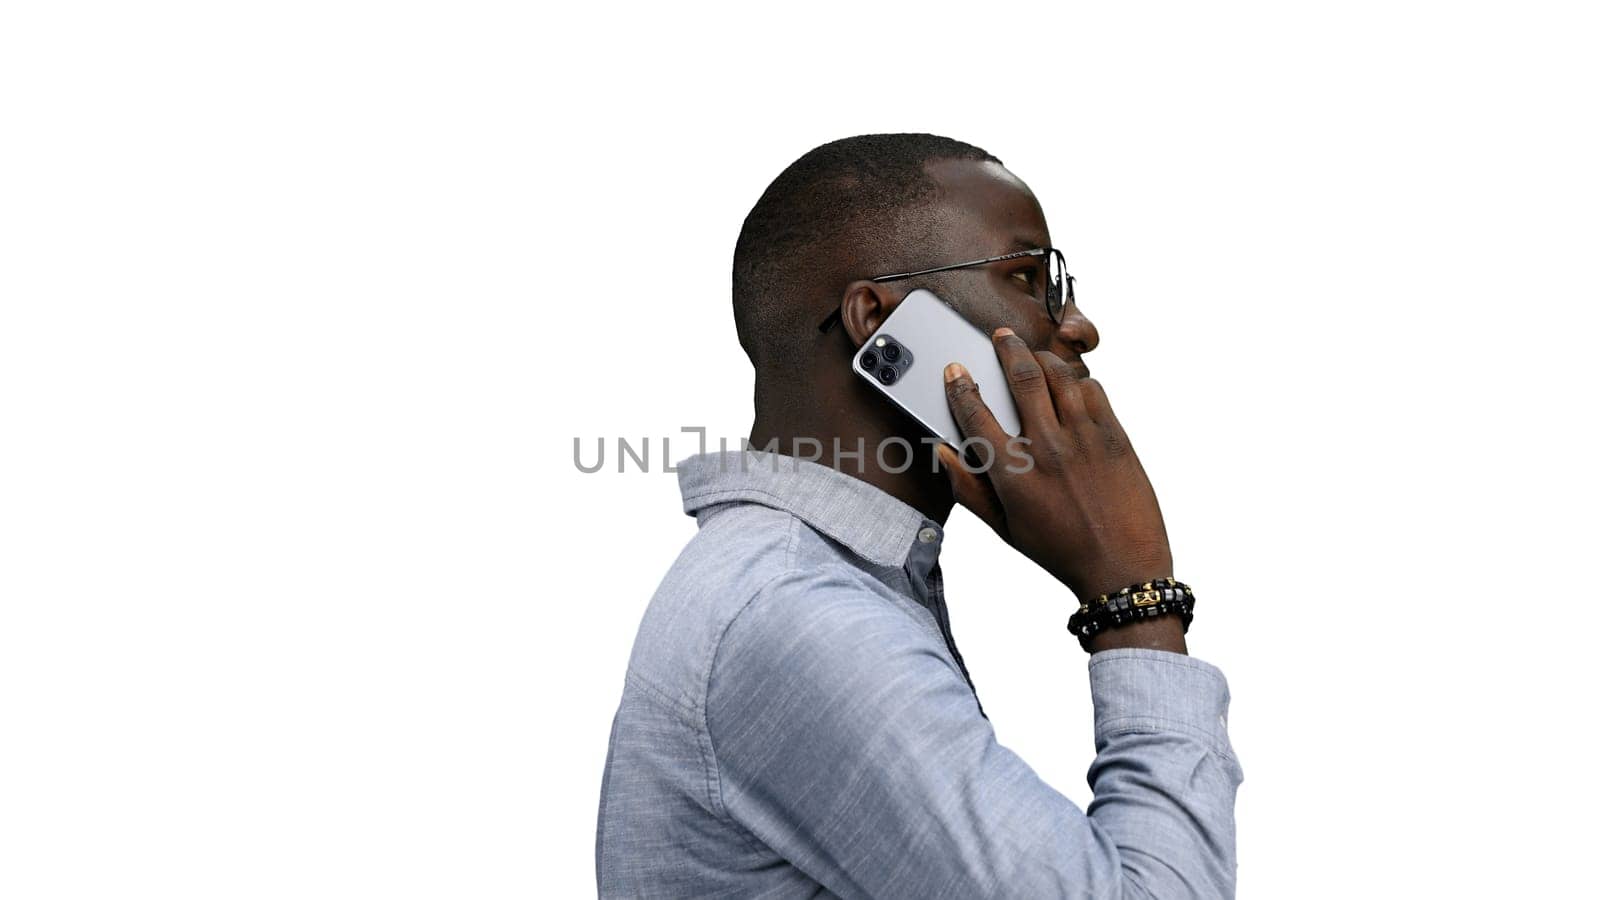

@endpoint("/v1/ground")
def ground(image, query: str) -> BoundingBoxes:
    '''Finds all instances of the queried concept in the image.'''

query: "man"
[595,133,1242,898]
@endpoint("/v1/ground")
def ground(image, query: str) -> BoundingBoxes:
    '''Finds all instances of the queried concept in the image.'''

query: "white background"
[3,2,1597,897]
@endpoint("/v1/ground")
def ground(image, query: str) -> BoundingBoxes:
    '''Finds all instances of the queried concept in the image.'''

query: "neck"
[747,413,954,523]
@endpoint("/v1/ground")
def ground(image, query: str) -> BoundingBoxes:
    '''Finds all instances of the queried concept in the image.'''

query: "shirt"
[595,449,1244,899]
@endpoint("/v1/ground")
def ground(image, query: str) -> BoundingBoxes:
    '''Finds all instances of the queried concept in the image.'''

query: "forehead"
[923,158,1051,254]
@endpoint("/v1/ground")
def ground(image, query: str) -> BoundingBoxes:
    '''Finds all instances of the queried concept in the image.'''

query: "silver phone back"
[852,288,1023,444]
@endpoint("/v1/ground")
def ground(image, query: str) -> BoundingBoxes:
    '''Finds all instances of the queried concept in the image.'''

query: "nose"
[1052,306,1100,357]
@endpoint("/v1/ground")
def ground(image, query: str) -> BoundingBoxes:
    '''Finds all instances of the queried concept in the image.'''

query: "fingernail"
[994,327,1014,339]
[944,363,967,383]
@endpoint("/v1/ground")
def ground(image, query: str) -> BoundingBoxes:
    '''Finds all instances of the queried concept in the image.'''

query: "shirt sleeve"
[703,566,1244,900]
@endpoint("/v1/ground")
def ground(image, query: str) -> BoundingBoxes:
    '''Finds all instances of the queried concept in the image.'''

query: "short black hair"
[732,133,1002,371]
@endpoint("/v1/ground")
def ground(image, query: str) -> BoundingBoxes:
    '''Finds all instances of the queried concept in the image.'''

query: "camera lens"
[860,351,878,370]
[881,343,902,362]
[877,365,899,385]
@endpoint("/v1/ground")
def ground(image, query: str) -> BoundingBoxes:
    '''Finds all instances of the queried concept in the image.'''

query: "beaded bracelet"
[1067,577,1196,652]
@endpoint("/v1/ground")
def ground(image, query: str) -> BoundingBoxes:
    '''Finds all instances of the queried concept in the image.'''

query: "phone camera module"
[877,366,899,385]
[881,343,902,363]
[860,350,878,370]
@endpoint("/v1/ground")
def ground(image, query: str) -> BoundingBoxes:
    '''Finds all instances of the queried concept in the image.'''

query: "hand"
[938,328,1174,605]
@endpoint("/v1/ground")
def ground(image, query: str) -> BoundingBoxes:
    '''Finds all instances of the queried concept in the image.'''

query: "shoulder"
[707,562,965,725]
[622,504,803,710]
[719,562,919,660]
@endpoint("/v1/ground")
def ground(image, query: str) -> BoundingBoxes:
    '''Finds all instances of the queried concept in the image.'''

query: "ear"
[839,280,902,347]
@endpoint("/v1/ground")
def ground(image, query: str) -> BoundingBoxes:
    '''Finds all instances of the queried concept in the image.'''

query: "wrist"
[1072,563,1174,604]
[1086,616,1187,654]
[1067,574,1193,655]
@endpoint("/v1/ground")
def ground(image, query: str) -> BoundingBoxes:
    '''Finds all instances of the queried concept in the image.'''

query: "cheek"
[1023,319,1056,352]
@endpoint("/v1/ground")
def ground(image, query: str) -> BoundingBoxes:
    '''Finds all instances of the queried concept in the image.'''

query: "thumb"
[936,444,1007,538]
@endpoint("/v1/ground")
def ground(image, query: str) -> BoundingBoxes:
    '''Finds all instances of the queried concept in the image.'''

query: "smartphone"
[851,288,1023,446]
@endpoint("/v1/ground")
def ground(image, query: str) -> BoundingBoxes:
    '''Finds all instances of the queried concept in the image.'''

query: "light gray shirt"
[596,450,1243,898]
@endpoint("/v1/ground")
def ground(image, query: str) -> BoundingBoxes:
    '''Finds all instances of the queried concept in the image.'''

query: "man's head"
[733,133,1100,457]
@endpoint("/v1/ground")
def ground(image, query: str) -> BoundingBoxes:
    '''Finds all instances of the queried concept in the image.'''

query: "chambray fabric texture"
[595,450,1243,899]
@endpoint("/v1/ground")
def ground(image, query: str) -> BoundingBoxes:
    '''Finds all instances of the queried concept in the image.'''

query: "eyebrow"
[1005,236,1049,254]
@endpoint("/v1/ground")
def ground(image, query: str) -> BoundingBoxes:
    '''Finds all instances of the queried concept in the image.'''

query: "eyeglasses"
[817,246,1074,334]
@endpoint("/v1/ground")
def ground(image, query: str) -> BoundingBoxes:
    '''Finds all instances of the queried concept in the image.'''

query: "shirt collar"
[677,449,939,568]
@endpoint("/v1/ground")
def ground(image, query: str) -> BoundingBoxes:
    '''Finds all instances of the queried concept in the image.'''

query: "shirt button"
[917,527,939,544]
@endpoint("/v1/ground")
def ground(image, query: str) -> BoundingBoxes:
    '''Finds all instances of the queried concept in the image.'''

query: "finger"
[1073,377,1140,459]
[1044,363,1091,425]
[1034,350,1087,425]
[1049,374,1140,462]
[943,362,1008,451]
[1031,354,1098,459]
[1072,376,1117,426]
[935,444,1006,536]
[990,328,1055,430]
